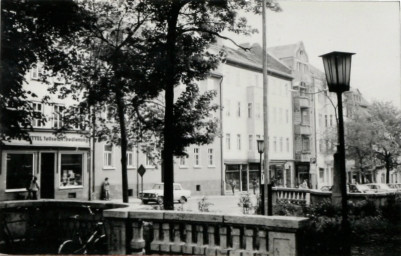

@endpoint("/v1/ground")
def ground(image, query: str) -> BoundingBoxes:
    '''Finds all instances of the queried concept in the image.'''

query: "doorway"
[40,153,55,199]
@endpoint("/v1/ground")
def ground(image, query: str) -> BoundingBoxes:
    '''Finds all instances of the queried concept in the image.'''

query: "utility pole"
[262,0,272,215]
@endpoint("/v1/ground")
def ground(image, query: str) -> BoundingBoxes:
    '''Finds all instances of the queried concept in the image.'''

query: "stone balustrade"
[272,187,397,207]
[103,208,309,256]
[272,187,311,205]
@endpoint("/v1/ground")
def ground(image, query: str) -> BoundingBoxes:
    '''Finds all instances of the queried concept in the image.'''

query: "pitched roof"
[210,44,293,79]
[268,43,299,59]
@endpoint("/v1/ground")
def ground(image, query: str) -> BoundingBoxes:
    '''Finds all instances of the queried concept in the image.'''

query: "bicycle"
[57,205,107,255]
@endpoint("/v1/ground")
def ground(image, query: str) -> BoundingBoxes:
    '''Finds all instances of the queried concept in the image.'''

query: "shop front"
[0,132,90,201]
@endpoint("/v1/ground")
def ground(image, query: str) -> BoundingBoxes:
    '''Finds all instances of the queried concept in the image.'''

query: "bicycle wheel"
[88,234,107,254]
[58,240,84,254]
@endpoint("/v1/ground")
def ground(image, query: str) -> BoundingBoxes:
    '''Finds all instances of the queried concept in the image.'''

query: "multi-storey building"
[268,42,316,188]
[0,68,91,201]
[220,44,294,193]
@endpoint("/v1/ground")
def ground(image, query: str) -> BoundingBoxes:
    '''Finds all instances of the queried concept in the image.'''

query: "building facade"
[220,45,295,193]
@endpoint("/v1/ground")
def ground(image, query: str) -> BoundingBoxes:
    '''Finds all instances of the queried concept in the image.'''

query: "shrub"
[238,193,253,214]
[198,196,213,212]
[273,200,301,216]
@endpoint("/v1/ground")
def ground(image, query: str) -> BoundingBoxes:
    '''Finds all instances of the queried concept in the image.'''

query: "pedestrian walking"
[251,177,258,194]
[102,177,110,200]
[229,179,236,195]
[27,176,40,200]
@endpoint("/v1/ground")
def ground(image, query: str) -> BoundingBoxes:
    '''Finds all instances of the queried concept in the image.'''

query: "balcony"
[299,97,309,108]
[295,124,311,135]
[295,152,311,162]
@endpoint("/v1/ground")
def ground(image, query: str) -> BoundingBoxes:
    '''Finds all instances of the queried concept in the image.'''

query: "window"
[179,155,187,167]
[280,137,283,152]
[248,103,252,118]
[237,134,241,150]
[226,134,231,150]
[286,138,290,152]
[30,65,40,80]
[319,168,325,184]
[301,108,309,124]
[32,103,44,127]
[208,148,214,166]
[302,136,310,152]
[53,105,65,129]
[60,154,83,188]
[319,114,323,127]
[6,153,34,190]
[106,106,116,122]
[127,145,134,168]
[145,155,153,167]
[103,144,113,167]
[330,115,333,127]
[286,109,289,123]
[237,102,241,117]
[249,134,253,150]
[225,99,230,116]
[325,115,328,127]
[194,148,200,166]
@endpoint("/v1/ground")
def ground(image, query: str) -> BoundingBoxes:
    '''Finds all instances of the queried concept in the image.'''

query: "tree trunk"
[116,90,129,203]
[385,158,390,184]
[163,4,180,210]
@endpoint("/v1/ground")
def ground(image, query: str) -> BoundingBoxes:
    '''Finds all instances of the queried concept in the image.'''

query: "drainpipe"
[91,107,96,200]
[218,75,225,195]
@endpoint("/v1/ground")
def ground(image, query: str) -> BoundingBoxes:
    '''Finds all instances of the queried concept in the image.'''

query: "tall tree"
[1,0,90,142]
[369,101,401,183]
[140,0,275,209]
[344,113,378,183]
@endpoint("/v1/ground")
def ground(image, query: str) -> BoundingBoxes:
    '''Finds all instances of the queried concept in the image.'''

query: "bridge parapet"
[104,208,309,256]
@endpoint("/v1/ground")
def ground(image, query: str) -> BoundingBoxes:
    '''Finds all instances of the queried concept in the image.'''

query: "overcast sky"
[224,0,401,108]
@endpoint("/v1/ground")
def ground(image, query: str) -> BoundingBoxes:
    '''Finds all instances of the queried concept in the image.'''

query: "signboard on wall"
[4,131,90,148]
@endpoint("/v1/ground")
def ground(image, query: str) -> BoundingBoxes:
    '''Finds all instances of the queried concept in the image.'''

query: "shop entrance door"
[40,153,55,199]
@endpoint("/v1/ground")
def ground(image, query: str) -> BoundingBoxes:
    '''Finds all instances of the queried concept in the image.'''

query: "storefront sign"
[5,132,90,148]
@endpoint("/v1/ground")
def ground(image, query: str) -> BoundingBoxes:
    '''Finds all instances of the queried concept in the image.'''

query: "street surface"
[111,193,259,214]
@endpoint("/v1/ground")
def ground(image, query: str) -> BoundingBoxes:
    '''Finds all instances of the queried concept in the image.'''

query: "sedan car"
[387,183,401,192]
[365,183,398,193]
[139,183,191,204]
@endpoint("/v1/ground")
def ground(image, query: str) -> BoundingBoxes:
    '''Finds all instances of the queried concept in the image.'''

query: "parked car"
[365,183,398,193]
[387,183,401,192]
[320,185,332,192]
[319,184,375,193]
[139,183,191,204]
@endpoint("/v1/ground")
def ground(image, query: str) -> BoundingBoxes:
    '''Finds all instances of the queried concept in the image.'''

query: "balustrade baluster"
[243,228,256,256]
[183,224,196,254]
[217,226,229,256]
[194,225,207,255]
[171,223,184,253]
[228,227,242,256]
[160,223,172,252]
[150,222,162,251]
[255,230,268,256]
[130,221,145,253]
[206,225,219,256]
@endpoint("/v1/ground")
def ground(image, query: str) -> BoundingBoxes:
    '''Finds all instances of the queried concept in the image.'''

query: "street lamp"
[257,139,265,214]
[320,51,355,255]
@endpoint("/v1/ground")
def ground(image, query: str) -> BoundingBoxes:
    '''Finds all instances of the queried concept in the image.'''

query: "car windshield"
[152,184,164,190]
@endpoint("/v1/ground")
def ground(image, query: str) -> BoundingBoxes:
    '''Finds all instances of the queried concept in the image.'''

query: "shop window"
[60,154,83,188]
[103,144,113,167]
[6,153,34,191]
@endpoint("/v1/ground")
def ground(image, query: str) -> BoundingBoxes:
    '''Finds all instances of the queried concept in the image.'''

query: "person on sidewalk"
[229,179,236,195]
[28,176,40,200]
[102,177,110,200]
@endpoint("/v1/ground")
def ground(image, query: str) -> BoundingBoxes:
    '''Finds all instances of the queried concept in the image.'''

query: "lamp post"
[257,139,265,214]
[320,51,355,255]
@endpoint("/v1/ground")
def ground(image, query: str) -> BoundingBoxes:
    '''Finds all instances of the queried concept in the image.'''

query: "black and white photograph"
[1,0,400,255]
